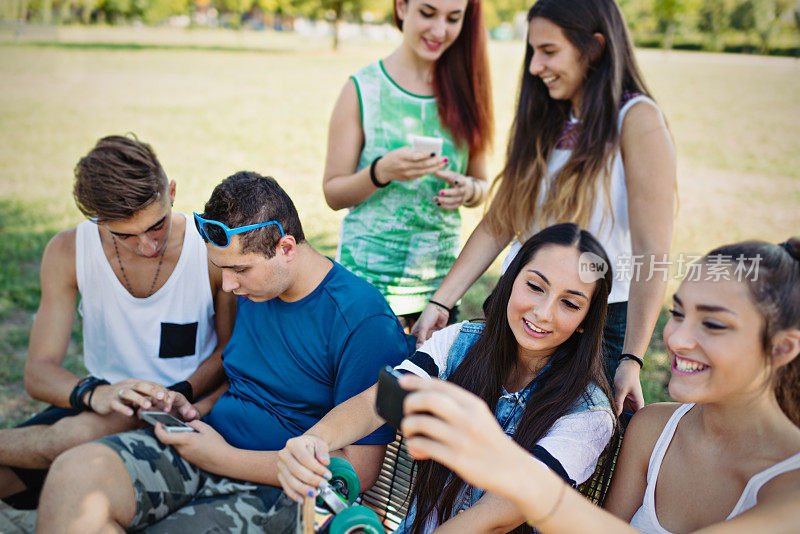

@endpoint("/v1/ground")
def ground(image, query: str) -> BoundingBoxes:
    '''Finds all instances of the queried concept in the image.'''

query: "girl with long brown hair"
[276,224,617,533]
[401,238,800,533]
[324,0,493,330]
[413,0,676,416]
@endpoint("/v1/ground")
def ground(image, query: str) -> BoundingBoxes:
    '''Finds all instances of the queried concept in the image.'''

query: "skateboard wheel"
[328,505,384,534]
[325,457,361,504]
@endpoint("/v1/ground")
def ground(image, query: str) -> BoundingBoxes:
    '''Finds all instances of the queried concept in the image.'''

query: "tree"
[698,0,733,50]
[731,0,794,53]
[653,0,691,49]
[795,3,800,33]
[482,0,528,30]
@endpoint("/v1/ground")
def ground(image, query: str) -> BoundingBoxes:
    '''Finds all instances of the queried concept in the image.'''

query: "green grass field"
[1,26,798,426]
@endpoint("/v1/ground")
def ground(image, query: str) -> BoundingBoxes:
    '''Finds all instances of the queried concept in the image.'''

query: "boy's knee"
[42,413,128,462]
[39,421,88,463]
[47,442,120,488]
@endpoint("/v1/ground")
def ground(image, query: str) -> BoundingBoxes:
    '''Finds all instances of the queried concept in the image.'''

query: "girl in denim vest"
[401,238,800,534]
[413,0,676,419]
[277,223,616,533]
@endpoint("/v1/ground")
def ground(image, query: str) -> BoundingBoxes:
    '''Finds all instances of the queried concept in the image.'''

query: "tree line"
[2,0,799,56]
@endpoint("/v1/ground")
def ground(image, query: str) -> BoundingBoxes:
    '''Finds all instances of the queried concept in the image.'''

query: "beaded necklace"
[111,235,166,298]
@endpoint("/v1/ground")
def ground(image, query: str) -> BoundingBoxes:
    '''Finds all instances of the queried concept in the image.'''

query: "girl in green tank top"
[323,0,493,328]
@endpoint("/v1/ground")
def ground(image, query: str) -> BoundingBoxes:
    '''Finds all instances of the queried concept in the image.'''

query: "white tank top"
[501,96,660,303]
[75,212,217,385]
[629,403,800,533]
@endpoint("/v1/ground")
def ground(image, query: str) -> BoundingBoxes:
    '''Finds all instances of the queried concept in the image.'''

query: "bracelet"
[619,353,644,368]
[429,299,452,314]
[463,177,484,208]
[461,176,477,206]
[370,156,388,188]
[87,384,100,412]
[69,376,110,411]
[527,480,566,528]
[168,380,194,403]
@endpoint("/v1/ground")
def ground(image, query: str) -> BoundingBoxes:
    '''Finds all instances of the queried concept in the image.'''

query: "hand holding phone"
[410,135,444,158]
[375,366,410,431]
[140,411,197,433]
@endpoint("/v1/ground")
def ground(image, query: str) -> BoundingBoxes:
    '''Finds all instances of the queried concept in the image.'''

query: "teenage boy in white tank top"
[0,135,235,510]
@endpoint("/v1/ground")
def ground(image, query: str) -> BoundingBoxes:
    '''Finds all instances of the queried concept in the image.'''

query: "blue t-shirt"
[205,261,410,451]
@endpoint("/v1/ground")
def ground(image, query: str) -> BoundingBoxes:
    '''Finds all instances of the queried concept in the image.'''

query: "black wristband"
[618,353,644,368]
[429,299,452,314]
[69,376,110,411]
[87,384,100,412]
[370,156,388,188]
[168,380,194,403]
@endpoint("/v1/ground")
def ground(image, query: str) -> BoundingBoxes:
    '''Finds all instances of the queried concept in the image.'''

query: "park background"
[0,0,799,427]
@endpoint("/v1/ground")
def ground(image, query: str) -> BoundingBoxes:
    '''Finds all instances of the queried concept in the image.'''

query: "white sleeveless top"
[75,212,217,385]
[629,403,800,533]
[502,95,660,303]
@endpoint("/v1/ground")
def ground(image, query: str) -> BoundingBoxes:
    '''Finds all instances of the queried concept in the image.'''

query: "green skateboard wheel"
[328,505,384,534]
[327,457,361,504]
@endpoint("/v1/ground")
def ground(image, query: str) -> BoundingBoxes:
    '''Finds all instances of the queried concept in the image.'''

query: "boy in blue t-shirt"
[37,171,411,532]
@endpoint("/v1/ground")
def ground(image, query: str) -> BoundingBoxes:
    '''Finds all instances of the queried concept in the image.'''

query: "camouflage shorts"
[96,428,298,533]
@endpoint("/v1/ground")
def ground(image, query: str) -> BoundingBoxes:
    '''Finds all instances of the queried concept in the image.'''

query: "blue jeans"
[602,301,628,388]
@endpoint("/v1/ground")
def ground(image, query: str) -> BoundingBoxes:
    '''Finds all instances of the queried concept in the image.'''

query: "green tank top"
[337,61,470,316]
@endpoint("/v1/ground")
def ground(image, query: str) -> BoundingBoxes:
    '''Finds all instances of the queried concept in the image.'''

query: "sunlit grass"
[0,27,798,423]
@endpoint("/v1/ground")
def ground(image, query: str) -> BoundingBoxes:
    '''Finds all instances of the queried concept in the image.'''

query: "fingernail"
[320,479,330,489]
[321,455,330,462]
[454,180,460,185]
[443,157,449,163]
[429,152,436,157]
[439,190,444,196]
[307,490,315,497]
[434,200,440,205]
[324,471,332,480]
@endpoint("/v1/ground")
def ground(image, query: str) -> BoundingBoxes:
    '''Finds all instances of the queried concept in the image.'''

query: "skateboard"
[297,457,385,534]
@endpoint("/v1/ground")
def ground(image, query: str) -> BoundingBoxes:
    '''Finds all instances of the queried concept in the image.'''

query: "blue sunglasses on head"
[193,212,285,248]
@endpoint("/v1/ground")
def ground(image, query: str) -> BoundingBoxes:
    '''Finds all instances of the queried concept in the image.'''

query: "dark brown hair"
[409,223,614,534]
[394,0,493,154]
[201,171,305,258]
[704,238,800,426]
[73,134,168,222]
[486,0,652,239]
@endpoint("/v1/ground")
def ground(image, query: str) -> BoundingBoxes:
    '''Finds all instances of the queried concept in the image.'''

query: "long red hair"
[394,0,493,154]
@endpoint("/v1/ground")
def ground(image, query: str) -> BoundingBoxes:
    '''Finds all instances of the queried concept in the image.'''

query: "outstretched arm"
[412,218,512,345]
[277,383,386,501]
[432,493,526,534]
[401,376,800,534]
[614,101,676,415]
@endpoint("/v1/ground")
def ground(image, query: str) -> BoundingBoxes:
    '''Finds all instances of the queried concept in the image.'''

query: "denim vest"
[394,322,611,533]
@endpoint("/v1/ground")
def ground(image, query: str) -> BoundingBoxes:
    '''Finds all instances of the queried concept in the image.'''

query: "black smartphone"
[375,366,409,431]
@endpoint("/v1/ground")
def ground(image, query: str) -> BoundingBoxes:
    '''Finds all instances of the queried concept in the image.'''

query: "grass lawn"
[1,26,798,426]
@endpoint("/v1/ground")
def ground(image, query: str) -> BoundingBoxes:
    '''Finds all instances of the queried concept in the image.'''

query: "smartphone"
[375,366,409,431]
[140,411,197,433]
[410,134,443,158]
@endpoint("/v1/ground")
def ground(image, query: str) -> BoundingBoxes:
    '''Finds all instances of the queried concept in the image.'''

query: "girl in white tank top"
[392,237,800,534]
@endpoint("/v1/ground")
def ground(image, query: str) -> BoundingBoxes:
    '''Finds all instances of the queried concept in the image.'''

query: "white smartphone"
[140,411,197,433]
[410,134,443,158]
